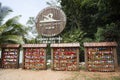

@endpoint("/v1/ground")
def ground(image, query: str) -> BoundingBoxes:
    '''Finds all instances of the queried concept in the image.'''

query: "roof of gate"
[1,44,20,48]
[22,44,47,48]
[84,42,117,47]
[50,43,80,47]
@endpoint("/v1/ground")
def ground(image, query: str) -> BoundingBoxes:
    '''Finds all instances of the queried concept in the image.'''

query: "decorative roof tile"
[51,43,80,47]
[84,42,117,47]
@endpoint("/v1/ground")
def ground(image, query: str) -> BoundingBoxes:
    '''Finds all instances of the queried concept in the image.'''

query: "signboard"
[37,36,62,43]
[36,7,66,37]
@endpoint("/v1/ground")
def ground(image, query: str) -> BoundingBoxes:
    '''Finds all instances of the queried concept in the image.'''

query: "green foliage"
[104,23,119,41]
[60,0,120,43]
[0,3,28,44]
[0,3,12,25]
[46,0,61,7]
[0,16,27,44]
[95,27,105,42]
[111,76,120,80]
[0,35,24,44]
[60,0,100,40]
[25,17,39,43]
[26,17,38,39]
[95,23,120,42]
[62,28,86,43]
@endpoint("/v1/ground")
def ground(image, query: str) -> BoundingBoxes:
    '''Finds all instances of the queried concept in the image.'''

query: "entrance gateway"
[36,7,66,43]
[35,7,80,71]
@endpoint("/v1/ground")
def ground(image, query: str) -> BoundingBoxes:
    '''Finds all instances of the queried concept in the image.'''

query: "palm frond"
[0,15,27,36]
[0,24,7,35]
[5,15,21,26]
[0,35,24,44]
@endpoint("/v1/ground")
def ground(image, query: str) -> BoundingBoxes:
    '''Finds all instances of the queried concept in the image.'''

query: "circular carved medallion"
[36,7,66,37]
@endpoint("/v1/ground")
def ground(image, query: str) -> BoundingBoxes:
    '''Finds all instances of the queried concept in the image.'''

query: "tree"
[95,23,120,42]
[0,3,27,44]
[0,3,12,25]
[26,17,38,39]
[60,0,120,41]
[63,29,86,43]
[95,27,105,42]
[0,15,27,44]
[25,17,43,44]
[60,0,99,39]
[46,0,61,7]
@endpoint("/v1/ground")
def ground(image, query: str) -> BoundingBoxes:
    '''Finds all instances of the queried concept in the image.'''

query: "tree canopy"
[0,3,27,44]
[60,0,120,43]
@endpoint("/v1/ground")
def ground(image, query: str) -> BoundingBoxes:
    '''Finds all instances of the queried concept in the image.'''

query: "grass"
[65,76,120,80]
[111,76,120,80]
[64,71,120,80]
[80,65,86,70]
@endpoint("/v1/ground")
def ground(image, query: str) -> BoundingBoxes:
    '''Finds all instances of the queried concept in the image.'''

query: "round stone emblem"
[36,7,66,37]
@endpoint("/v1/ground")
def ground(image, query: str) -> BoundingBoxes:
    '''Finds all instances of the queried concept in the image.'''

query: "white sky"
[0,0,57,25]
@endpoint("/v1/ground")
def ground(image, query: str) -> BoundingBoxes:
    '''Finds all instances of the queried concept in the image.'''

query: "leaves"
[0,35,24,44]
[63,29,86,43]
[0,15,27,44]
[95,23,120,42]
[95,27,105,42]
[0,3,12,25]
[60,0,120,42]
[0,24,7,35]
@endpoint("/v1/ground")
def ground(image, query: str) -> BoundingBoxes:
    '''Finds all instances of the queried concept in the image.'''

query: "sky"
[0,0,58,25]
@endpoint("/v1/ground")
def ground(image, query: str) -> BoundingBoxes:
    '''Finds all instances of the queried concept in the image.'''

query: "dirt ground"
[0,68,120,80]
[0,68,73,80]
